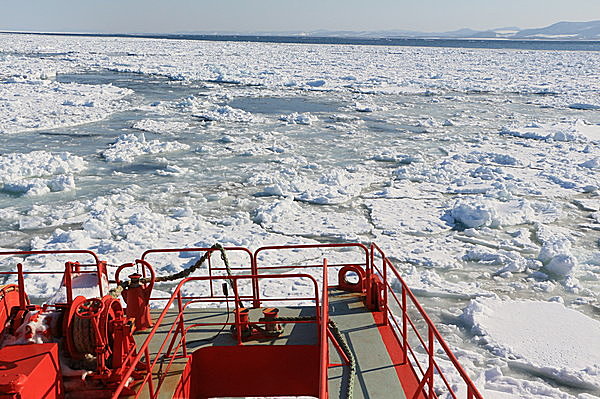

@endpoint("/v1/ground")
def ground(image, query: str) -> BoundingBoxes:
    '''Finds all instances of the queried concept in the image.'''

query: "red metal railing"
[0,250,106,300]
[319,258,329,399]
[140,246,256,304]
[253,243,369,304]
[370,244,483,399]
[111,272,325,399]
[0,244,482,398]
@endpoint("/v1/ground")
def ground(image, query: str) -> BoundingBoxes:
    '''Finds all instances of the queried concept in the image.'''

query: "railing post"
[16,263,27,309]
[208,251,214,298]
[144,346,155,398]
[251,253,260,308]
[402,286,407,364]
[383,258,388,326]
[428,325,434,398]
[64,262,73,305]
[177,291,187,357]
[319,259,329,399]
[367,244,373,284]
[233,280,243,345]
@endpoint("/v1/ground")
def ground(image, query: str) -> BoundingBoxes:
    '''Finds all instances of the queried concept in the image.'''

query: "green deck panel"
[132,291,407,399]
[328,289,406,399]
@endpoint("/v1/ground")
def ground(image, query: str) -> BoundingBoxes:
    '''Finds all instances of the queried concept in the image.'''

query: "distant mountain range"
[181,20,600,41]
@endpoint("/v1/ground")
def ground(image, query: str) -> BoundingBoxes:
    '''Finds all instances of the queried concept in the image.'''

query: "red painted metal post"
[176,291,187,357]
[428,325,434,398]
[327,328,351,366]
[319,259,329,399]
[402,286,408,365]
[233,280,243,345]
[144,345,155,398]
[97,260,106,297]
[367,244,374,286]
[64,262,73,305]
[208,251,214,298]
[251,254,260,308]
[16,263,26,309]
[382,258,388,326]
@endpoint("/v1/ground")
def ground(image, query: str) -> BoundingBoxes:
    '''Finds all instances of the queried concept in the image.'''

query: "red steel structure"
[0,244,484,399]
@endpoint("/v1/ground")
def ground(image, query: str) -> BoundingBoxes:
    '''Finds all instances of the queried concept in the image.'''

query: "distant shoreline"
[2,30,600,51]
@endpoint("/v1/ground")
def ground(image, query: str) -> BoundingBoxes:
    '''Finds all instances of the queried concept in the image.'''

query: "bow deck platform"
[0,243,483,399]
[136,289,413,399]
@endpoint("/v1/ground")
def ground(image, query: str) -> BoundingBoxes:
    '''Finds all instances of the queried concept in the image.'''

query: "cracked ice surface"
[0,33,600,398]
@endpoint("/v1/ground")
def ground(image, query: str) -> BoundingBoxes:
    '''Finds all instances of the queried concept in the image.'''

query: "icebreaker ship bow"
[0,244,483,398]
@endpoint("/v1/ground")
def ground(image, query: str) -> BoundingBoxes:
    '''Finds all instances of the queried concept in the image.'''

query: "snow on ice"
[101,133,190,162]
[462,298,600,392]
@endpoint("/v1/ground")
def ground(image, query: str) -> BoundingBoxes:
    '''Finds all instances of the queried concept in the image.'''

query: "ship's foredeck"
[134,289,411,399]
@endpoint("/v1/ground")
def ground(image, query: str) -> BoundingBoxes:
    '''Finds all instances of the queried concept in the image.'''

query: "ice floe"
[462,298,600,391]
[0,79,132,134]
[0,151,87,196]
[132,119,189,135]
[101,133,190,162]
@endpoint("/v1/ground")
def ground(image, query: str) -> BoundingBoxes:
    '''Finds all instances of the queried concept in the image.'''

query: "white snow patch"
[279,112,318,125]
[366,198,450,235]
[450,198,535,229]
[0,80,132,134]
[501,120,600,143]
[253,196,371,240]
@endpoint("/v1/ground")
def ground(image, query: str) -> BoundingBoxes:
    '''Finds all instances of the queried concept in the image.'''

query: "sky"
[1,0,599,34]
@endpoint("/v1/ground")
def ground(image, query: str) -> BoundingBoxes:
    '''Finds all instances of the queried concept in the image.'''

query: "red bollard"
[115,260,156,332]
[122,273,153,331]
[262,307,282,336]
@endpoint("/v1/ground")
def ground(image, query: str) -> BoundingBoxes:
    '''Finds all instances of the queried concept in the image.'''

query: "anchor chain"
[108,243,231,296]
[329,319,356,399]
[252,315,355,399]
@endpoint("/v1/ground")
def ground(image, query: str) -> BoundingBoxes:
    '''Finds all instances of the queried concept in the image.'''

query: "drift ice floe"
[0,243,482,399]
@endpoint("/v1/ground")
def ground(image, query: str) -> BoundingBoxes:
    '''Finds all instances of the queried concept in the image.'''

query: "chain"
[329,319,356,399]
[109,243,239,304]
[251,315,355,399]
[153,243,228,283]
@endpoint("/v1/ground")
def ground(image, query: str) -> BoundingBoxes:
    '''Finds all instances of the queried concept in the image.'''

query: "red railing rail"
[319,258,330,399]
[253,243,369,306]
[0,250,106,298]
[140,246,255,303]
[111,272,323,399]
[0,245,482,398]
[370,243,483,399]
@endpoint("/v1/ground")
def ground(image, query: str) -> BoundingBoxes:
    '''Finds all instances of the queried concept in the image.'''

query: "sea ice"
[462,298,600,391]
[101,133,190,163]
[0,151,87,196]
[0,79,132,134]
[132,119,189,135]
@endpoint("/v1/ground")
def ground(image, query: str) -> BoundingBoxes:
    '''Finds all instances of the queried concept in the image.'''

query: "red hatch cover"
[0,343,62,398]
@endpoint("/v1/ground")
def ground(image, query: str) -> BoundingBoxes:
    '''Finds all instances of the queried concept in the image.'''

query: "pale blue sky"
[1,0,599,34]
